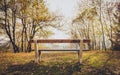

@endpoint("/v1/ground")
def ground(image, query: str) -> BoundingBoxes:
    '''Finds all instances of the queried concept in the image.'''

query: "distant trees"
[111,3,120,50]
[72,0,120,50]
[72,1,99,50]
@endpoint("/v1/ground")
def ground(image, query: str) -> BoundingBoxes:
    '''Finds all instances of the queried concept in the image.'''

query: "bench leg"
[35,40,39,63]
[38,51,41,62]
[35,51,41,63]
[78,40,83,64]
[78,51,82,64]
[35,49,39,63]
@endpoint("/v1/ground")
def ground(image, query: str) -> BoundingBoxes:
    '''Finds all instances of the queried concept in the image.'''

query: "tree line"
[0,0,60,52]
[71,0,120,50]
[0,0,119,52]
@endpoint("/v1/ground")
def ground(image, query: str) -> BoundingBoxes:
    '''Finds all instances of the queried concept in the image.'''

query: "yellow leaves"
[21,8,29,15]
[34,14,51,21]
[31,0,51,22]
[20,0,31,15]
[20,0,26,3]
[73,7,97,23]
[18,0,51,22]
[32,0,38,7]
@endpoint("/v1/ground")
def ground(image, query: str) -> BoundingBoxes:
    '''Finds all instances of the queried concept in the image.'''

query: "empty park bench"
[30,39,90,64]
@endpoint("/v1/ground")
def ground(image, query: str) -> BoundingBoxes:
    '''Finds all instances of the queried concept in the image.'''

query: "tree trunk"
[4,0,19,53]
[26,19,36,52]
[100,0,107,50]
[12,7,19,52]
[87,24,91,50]
[21,28,24,52]
[92,21,96,50]
[106,3,113,49]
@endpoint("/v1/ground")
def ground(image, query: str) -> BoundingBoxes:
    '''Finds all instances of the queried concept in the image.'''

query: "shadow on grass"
[3,61,82,75]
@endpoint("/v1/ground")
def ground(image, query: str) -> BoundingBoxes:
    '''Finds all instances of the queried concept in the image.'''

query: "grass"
[0,51,120,75]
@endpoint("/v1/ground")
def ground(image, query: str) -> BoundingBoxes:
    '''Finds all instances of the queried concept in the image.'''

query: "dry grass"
[0,51,120,75]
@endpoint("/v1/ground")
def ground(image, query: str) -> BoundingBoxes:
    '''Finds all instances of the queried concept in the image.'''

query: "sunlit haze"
[46,0,78,18]
[46,0,78,39]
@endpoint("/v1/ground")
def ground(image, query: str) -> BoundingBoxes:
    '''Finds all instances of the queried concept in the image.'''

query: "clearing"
[0,51,120,75]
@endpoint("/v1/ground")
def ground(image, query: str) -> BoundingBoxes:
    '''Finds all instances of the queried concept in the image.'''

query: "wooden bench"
[30,39,90,64]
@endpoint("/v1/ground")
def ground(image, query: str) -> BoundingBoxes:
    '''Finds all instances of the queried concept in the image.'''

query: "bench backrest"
[30,39,90,43]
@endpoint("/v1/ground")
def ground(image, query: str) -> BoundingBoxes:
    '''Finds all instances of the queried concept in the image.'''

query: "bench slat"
[38,49,80,51]
[30,39,90,43]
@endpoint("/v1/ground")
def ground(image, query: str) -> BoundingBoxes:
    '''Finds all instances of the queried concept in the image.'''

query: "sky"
[48,28,70,39]
[46,0,78,39]
[46,0,78,18]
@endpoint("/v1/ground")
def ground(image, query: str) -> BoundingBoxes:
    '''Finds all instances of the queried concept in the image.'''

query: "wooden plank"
[30,39,90,43]
[34,40,39,63]
[79,40,83,64]
[38,49,80,51]
[83,39,90,43]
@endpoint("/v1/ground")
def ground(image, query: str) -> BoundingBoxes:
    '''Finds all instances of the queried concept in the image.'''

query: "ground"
[0,51,120,75]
